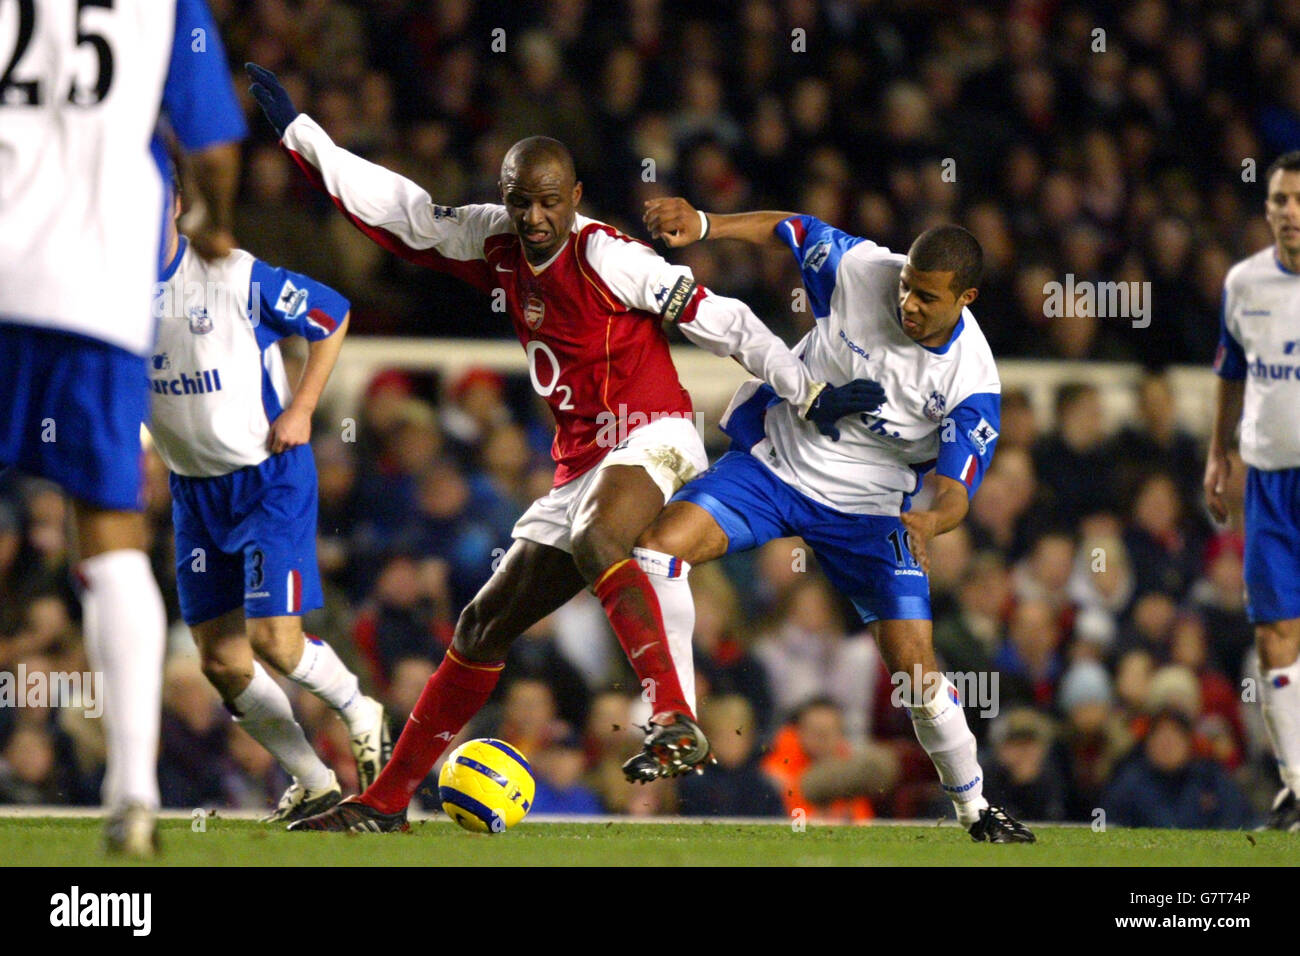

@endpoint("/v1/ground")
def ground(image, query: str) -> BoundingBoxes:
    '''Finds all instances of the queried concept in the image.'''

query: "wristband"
[698,209,710,239]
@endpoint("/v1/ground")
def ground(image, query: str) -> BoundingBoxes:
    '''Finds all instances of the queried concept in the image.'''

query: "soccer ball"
[438,738,535,834]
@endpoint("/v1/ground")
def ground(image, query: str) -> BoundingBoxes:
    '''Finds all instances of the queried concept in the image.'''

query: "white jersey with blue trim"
[0,0,245,357]
[720,215,1001,516]
[146,239,349,477]
[1214,246,1300,471]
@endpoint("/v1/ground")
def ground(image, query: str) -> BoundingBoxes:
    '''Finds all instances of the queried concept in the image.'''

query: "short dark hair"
[908,225,983,294]
[500,136,577,186]
[1267,150,1300,185]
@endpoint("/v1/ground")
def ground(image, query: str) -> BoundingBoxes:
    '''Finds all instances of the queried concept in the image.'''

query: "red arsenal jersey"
[285,114,710,484]
[284,113,821,486]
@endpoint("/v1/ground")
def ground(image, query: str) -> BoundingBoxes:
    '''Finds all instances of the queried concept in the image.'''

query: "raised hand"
[245,63,300,139]
[644,197,704,247]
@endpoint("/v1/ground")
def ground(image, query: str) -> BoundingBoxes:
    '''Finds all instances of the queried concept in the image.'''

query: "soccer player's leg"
[0,324,167,857]
[1243,467,1300,830]
[807,516,1033,843]
[190,610,341,823]
[624,450,790,780]
[568,416,710,726]
[236,446,391,792]
[290,538,586,832]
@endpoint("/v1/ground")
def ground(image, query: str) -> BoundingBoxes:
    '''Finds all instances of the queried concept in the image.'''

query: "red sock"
[593,558,693,719]
[362,648,503,814]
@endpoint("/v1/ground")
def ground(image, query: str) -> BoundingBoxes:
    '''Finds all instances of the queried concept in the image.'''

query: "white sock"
[231,662,333,791]
[633,547,696,714]
[907,674,988,826]
[1261,660,1300,793]
[79,549,166,811]
[288,635,371,733]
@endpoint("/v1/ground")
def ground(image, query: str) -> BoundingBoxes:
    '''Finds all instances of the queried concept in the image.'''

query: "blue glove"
[804,379,886,441]
[245,63,299,138]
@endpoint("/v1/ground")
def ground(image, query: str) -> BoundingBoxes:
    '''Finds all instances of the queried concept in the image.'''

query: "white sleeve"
[581,227,822,410]
[680,293,823,413]
[282,114,510,265]
[581,226,697,317]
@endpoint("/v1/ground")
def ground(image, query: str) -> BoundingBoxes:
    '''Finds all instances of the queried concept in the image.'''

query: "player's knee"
[570,521,626,582]
[246,617,303,672]
[199,652,252,700]
[453,601,513,662]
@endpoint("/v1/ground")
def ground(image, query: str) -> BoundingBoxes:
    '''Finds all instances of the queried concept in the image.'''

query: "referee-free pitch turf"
[0,817,1294,866]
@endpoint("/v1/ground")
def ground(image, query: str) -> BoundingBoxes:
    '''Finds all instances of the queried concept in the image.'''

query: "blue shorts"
[1244,467,1300,623]
[171,444,323,626]
[672,451,930,624]
[0,323,148,511]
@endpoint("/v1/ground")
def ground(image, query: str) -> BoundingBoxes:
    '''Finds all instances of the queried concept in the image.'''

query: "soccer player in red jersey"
[246,65,885,830]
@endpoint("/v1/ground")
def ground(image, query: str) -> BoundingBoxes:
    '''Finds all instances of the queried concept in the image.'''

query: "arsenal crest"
[524,293,546,330]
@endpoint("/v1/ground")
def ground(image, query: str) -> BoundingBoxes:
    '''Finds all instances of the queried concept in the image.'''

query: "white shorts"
[512,415,708,552]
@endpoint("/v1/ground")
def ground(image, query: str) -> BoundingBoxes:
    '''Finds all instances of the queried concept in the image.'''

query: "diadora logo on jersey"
[524,293,546,330]
[276,280,309,319]
[968,417,998,454]
[923,390,947,423]
[151,352,171,371]
[150,368,223,396]
[187,306,213,335]
[431,205,458,221]
[1284,341,1300,355]
[837,329,869,360]
[803,239,831,272]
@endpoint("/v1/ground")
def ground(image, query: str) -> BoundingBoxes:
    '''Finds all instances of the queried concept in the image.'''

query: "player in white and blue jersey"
[622,197,1034,843]
[148,177,391,823]
[1206,151,1300,832]
[0,0,243,855]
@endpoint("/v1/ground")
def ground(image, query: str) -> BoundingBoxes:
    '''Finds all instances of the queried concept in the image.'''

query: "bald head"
[499,136,582,265]
[501,136,576,189]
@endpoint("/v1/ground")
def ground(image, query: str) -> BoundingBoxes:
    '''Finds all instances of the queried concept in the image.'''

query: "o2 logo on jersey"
[803,239,831,272]
[188,307,213,335]
[923,391,947,423]
[968,417,998,455]
[524,293,546,330]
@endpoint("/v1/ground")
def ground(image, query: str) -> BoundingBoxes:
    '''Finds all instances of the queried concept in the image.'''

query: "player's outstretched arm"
[1204,376,1245,523]
[268,312,350,454]
[246,64,502,279]
[644,197,794,247]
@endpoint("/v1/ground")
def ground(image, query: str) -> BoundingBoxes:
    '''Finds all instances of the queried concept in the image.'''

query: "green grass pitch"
[0,816,1293,866]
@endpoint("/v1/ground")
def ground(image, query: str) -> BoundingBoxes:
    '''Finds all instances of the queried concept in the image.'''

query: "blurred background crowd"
[3,0,1298,828]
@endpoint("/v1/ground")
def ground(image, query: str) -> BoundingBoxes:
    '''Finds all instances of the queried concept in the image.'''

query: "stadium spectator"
[761,698,899,823]
[981,708,1069,823]
[531,732,603,816]
[753,578,880,742]
[1055,660,1133,821]
[1102,708,1254,830]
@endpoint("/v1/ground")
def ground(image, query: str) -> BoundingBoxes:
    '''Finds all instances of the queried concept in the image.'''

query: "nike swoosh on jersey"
[630,642,659,660]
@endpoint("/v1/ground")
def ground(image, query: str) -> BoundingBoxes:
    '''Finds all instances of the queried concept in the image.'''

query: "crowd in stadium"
[3,0,1298,827]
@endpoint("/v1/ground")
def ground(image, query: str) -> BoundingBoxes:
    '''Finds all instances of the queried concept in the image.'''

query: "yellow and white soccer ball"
[438,738,535,834]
